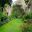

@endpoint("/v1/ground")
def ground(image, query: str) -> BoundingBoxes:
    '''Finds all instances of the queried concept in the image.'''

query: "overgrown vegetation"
[11,5,25,18]
[0,0,32,32]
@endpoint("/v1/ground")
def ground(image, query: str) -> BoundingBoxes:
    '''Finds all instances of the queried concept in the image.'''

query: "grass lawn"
[0,18,23,32]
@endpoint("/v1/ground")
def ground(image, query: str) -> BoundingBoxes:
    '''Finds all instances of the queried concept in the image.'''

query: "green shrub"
[20,23,32,32]
[22,26,32,32]
[24,13,32,19]
[11,5,25,18]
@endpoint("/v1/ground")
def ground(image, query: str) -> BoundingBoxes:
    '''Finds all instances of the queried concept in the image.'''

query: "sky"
[12,0,16,3]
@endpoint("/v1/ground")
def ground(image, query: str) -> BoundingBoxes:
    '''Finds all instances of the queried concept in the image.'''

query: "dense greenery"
[11,5,25,18]
[0,0,32,32]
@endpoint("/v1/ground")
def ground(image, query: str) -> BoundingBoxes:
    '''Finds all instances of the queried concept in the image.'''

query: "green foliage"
[0,15,9,26]
[20,22,32,32]
[22,26,32,32]
[11,5,25,18]
[24,13,32,19]
[0,9,9,26]
[24,0,29,4]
